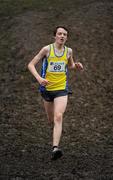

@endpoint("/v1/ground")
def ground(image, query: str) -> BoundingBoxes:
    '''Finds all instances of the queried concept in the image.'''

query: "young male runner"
[28,26,83,160]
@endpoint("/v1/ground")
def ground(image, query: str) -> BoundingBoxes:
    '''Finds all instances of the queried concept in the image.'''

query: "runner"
[28,26,83,160]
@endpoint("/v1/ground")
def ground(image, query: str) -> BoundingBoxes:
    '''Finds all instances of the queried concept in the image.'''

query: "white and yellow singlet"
[40,44,69,92]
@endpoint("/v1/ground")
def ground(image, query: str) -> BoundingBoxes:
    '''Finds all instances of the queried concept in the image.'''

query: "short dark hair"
[53,26,69,36]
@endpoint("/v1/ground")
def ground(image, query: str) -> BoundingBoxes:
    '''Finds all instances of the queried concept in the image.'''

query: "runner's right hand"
[38,77,49,86]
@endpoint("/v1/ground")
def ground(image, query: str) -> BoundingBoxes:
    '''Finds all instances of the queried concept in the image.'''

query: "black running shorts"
[41,90,68,102]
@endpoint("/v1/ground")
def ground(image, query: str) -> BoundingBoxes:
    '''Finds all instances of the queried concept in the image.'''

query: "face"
[55,28,68,45]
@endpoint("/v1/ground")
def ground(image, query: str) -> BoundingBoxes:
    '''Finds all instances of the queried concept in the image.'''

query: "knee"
[47,115,53,123]
[54,113,63,123]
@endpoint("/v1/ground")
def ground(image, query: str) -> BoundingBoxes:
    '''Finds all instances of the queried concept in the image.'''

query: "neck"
[54,42,64,50]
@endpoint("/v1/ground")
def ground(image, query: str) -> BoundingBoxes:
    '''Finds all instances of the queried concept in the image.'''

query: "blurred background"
[0,0,113,179]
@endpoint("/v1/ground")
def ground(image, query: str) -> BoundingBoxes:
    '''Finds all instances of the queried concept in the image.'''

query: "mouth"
[60,38,64,42]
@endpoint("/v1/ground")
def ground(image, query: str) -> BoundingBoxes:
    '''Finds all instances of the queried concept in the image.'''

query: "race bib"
[48,61,65,72]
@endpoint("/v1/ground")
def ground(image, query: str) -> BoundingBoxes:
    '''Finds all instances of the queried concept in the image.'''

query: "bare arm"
[28,46,49,86]
[68,48,83,70]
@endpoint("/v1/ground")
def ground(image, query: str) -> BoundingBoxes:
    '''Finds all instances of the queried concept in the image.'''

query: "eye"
[58,32,62,35]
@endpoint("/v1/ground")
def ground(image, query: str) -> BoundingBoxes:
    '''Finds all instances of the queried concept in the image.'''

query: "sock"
[53,146,58,150]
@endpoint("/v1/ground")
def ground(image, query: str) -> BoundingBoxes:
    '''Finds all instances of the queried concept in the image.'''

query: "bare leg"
[43,100,54,123]
[53,96,68,147]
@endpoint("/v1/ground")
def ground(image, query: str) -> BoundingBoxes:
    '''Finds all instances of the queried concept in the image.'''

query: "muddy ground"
[0,0,113,179]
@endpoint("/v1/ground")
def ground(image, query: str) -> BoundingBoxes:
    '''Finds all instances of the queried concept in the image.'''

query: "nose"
[61,33,64,37]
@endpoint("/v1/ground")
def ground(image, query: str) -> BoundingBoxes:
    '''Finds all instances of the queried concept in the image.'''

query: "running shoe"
[51,147,63,160]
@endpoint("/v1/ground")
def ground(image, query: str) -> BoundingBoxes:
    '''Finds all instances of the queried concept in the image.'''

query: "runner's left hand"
[75,62,83,70]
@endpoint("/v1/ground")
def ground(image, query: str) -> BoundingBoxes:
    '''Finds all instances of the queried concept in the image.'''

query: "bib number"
[48,62,65,72]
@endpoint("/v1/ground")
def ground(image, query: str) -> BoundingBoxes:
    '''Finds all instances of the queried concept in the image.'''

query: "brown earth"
[0,0,113,179]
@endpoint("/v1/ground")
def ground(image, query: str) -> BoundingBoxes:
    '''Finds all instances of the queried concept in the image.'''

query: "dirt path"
[0,0,113,179]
